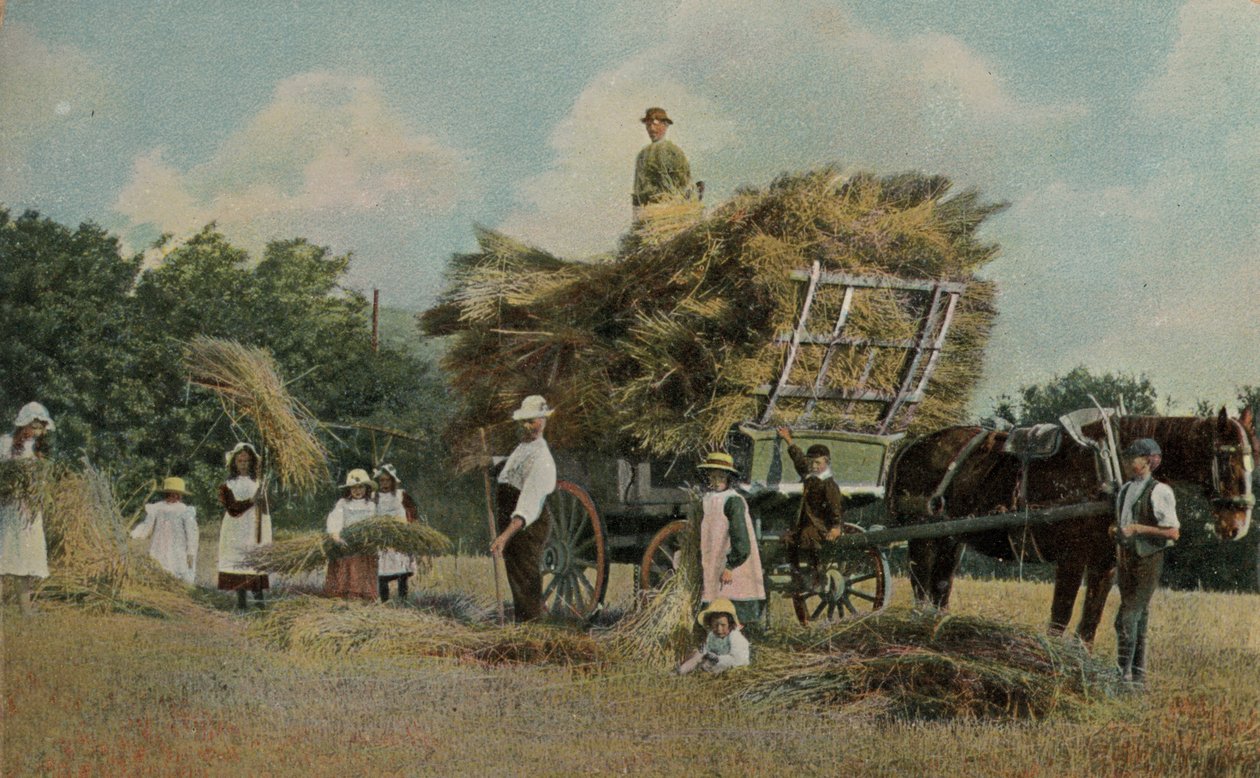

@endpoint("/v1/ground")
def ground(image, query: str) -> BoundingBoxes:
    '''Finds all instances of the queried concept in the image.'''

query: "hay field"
[4,536,1258,776]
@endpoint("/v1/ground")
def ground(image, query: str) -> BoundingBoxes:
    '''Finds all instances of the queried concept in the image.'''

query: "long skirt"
[325,553,379,600]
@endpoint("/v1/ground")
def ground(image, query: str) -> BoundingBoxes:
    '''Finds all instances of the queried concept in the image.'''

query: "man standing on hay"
[1113,438,1179,686]
[632,107,694,218]
[488,395,557,622]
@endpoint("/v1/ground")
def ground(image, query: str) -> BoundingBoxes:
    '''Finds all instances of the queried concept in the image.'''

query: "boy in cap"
[632,106,693,216]
[777,427,844,591]
[1113,437,1179,686]
[674,598,751,675]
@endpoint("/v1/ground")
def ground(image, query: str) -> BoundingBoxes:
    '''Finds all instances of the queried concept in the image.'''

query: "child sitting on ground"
[674,598,750,675]
[776,427,844,591]
[130,476,199,585]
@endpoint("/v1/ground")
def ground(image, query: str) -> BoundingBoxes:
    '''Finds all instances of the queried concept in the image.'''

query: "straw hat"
[696,451,739,475]
[373,463,401,484]
[160,476,191,496]
[13,402,54,431]
[640,107,673,125]
[696,598,740,629]
[341,468,376,490]
[511,395,555,421]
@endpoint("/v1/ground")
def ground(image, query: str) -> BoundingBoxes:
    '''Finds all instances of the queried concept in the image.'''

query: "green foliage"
[0,209,467,536]
[994,366,1160,425]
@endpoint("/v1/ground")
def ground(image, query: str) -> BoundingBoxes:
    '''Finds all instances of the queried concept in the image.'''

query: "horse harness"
[1210,418,1255,512]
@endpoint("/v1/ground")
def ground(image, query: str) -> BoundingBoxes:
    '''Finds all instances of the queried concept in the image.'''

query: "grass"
[4,523,1259,776]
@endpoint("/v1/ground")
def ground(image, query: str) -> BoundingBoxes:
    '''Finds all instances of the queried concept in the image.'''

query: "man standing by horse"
[1113,437,1180,686]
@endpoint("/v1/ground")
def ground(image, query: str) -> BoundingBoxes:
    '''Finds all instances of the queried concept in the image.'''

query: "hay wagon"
[523,266,985,625]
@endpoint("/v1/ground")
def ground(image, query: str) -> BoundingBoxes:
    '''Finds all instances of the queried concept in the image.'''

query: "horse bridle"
[1210,419,1255,511]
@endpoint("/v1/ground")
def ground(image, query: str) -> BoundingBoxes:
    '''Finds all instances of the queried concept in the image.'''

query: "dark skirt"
[217,572,270,592]
[325,554,379,600]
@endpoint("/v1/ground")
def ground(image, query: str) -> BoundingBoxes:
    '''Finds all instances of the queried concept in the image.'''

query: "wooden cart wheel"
[791,523,891,625]
[540,481,608,620]
[637,519,689,597]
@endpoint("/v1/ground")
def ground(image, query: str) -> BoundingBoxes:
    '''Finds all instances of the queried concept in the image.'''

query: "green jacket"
[723,494,751,569]
[633,139,692,206]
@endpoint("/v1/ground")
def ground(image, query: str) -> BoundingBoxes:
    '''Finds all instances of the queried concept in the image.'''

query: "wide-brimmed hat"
[160,476,191,496]
[341,468,376,490]
[696,598,740,629]
[224,441,260,467]
[511,395,555,421]
[13,402,54,432]
[373,463,401,485]
[1122,438,1161,458]
[696,452,739,475]
[640,107,673,125]
[805,444,831,460]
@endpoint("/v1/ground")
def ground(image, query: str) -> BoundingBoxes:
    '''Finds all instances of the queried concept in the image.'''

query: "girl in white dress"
[131,476,199,585]
[374,463,420,603]
[0,402,54,616]
[216,442,272,610]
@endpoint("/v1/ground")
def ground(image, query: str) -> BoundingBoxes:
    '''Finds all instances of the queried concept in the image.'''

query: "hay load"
[243,517,452,577]
[424,166,1004,458]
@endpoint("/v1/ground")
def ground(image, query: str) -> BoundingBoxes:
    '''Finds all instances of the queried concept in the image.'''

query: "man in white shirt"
[489,395,557,621]
[1113,437,1179,685]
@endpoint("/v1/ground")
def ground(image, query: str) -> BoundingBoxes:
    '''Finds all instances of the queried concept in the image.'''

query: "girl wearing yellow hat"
[674,598,750,675]
[131,477,199,585]
[696,452,765,629]
[324,468,379,601]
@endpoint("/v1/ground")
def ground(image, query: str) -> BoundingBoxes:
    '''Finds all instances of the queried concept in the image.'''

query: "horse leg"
[930,537,965,610]
[1048,553,1086,637]
[1075,547,1117,648]
[907,538,935,606]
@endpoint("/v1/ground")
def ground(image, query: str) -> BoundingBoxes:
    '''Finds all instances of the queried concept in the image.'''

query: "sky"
[2,1,1257,414]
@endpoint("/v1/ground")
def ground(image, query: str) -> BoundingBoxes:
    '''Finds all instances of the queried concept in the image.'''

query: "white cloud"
[500,1,1084,255]
[112,71,475,271]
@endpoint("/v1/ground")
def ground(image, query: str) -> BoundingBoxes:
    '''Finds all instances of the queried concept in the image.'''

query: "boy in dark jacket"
[777,427,844,590]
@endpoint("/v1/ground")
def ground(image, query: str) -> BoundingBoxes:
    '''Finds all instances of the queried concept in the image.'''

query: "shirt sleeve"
[513,452,557,527]
[184,506,199,557]
[1152,483,1179,529]
[131,504,157,540]
[786,444,810,479]
[725,495,750,569]
[713,630,750,669]
[326,500,346,537]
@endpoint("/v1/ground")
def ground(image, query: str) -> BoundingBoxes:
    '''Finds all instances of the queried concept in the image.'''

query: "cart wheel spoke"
[576,572,595,596]
[848,589,878,603]
[846,572,877,585]
[810,600,827,620]
[572,557,597,569]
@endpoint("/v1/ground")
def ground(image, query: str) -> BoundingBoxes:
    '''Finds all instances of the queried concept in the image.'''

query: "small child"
[674,598,750,675]
[776,427,843,590]
[374,463,419,603]
[324,469,379,601]
[131,476,199,585]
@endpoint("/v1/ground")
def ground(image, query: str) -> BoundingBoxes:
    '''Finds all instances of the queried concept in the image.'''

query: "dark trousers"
[496,483,551,622]
[379,573,411,603]
[1115,547,1164,681]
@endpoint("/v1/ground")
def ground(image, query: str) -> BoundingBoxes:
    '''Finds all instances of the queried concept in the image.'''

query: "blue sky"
[2,1,1257,412]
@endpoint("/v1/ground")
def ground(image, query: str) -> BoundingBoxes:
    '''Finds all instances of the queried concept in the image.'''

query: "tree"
[998,366,1159,425]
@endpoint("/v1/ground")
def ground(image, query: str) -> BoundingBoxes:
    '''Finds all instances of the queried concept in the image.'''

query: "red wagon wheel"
[637,519,689,597]
[540,481,608,620]
[791,523,891,625]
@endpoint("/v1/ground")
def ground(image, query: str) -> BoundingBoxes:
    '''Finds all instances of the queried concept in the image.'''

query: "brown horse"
[886,407,1254,644]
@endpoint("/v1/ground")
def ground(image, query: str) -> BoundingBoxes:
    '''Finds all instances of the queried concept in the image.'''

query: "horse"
[886,407,1254,645]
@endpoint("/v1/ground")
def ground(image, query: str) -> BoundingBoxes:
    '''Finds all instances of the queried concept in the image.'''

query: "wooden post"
[371,288,380,353]
[481,428,507,626]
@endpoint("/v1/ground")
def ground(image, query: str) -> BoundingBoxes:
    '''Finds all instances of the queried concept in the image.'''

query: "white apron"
[0,435,49,578]
[700,488,765,603]
[217,477,272,574]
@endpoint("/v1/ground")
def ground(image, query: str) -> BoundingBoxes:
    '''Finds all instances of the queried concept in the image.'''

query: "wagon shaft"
[834,501,1113,549]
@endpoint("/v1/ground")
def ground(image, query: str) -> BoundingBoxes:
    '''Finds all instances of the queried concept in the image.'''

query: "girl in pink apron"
[696,452,764,629]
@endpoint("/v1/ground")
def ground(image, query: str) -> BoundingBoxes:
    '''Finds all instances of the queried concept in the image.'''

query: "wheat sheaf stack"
[424,166,1004,460]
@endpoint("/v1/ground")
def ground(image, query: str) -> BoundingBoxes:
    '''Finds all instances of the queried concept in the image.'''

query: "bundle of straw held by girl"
[243,517,452,577]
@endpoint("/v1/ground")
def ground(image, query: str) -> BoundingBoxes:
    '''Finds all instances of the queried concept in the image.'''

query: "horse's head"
[1208,407,1254,540]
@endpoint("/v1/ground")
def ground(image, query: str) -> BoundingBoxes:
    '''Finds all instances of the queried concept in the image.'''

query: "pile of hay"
[243,518,452,576]
[725,609,1122,721]
[250,595,606,668]
[183,335,329,491]
[424,167,1003,458]
[35,462,198,618]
